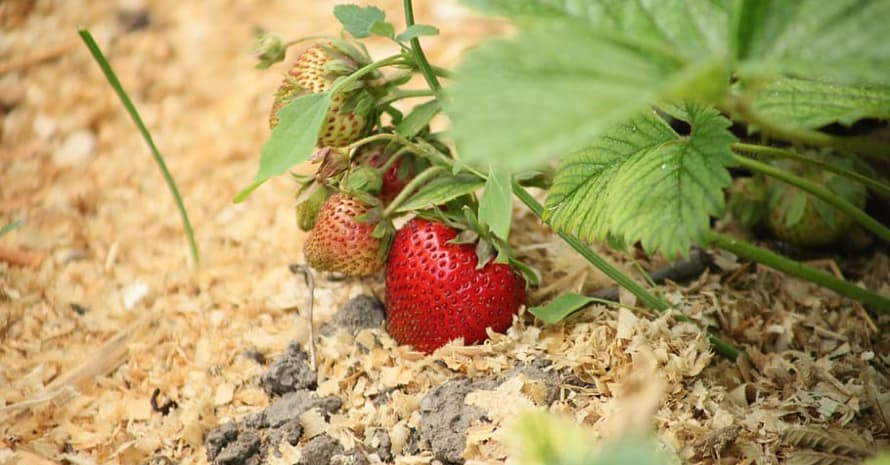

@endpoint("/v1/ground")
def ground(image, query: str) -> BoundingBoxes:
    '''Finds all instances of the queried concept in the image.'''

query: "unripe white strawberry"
[269,42,375,148]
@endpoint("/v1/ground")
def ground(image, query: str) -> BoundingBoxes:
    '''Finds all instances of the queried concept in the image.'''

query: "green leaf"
[746,77,890,129]
[369,20,395,38]
[448,15,729,171]
[0,219,24,238]
[396,24,440,42]
[235,93,330,202]
[396,100,440,139]
[461,0,731,59]
[507,410,668,465]
[544,104,735,258]
[479,168,513,240]
[528,293,597,324]
[783,193,807,227]
[735,0,890,86]
[395,173,485,213]
[333,4,389,39]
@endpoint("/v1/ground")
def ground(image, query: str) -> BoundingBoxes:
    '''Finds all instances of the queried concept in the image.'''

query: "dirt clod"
[266,390,342,428]
[261,342,317,395]
[420,378,497,464]
[205,422,261,465]
[297,434,345,465]
[501,357,561,404]
[373,429,393,463]
[334,294,386,333]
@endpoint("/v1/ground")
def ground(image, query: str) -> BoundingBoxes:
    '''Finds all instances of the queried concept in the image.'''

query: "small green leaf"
[396,100,440,139]
[528,293,598,324]
[544,104,735,258]
[745,77,890,129]
[396,173,485,213]
[395,24,440,42]
[333,4,389,39]
[0,219,24,238]
[479,168,513,240]
[369,20,395,38]
[783,193,808,227]
[509,257,541,287]
[235,93,330,202]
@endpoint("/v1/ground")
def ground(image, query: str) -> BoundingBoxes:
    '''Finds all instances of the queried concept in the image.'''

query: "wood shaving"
[2,1,890,465]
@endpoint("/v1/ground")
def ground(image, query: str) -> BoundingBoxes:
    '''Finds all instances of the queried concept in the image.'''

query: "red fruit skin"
[303,194,384,276]
[385,218,527,353]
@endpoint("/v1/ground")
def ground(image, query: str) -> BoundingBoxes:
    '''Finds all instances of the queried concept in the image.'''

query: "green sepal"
[295,186,331,232]
[341,165,383,196]
[251,31,287,69]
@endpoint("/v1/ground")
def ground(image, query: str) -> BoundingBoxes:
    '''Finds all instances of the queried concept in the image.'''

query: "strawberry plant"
[237,0,890,359]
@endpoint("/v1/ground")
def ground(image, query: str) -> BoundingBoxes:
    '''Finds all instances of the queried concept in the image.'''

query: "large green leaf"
[746,77,890,129]
[449,24,727,171]
[735,0,890,86]
[235,93,330,202]
[544,104,735,258]
[463,0,731,58]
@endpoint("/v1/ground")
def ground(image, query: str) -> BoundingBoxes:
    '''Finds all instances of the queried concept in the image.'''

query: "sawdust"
[2,1,890,464]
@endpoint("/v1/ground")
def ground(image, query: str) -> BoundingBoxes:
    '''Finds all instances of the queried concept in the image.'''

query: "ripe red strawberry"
[269,42,372,148]
[303,194,385,276]
[385,218,527,353]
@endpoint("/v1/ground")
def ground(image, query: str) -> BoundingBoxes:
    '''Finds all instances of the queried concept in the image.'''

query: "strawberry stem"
[382,166,446,218]
[732,142,890,198]
[726,96,890,162]
[329,54,407,96]
[733,154,890,244]
[377,146,412,175]
[708,232,890,315]
[511,184,744,360]
[403,0,443,94]
[377,89,437,106]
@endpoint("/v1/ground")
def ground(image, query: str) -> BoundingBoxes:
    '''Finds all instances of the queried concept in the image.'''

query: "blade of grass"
[78,28,199,265]
[0,219,24,238]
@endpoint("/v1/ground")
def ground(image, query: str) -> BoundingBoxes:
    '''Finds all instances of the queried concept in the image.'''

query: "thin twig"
[290,264,318,371]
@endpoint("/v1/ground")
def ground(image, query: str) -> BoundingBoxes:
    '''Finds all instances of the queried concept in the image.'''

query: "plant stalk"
[512,185,743,360]
[382,166,445,217]
[79,29,200,265]
[733,154,890,244]
[708,232,890,315]
[330,54,407,95]
[732,142,890,198]
[730,98,890,161]
[403,0,443,93]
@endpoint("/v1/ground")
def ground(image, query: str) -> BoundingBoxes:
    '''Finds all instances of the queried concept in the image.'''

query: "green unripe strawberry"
[303,194,386,276]
[766,153,867,248]
[269,42,375,148]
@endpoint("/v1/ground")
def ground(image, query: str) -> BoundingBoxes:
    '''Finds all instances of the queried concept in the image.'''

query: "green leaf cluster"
[449,0,890,257]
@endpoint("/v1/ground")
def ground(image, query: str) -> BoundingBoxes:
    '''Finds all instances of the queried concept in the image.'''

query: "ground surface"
[2,1,890,465]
